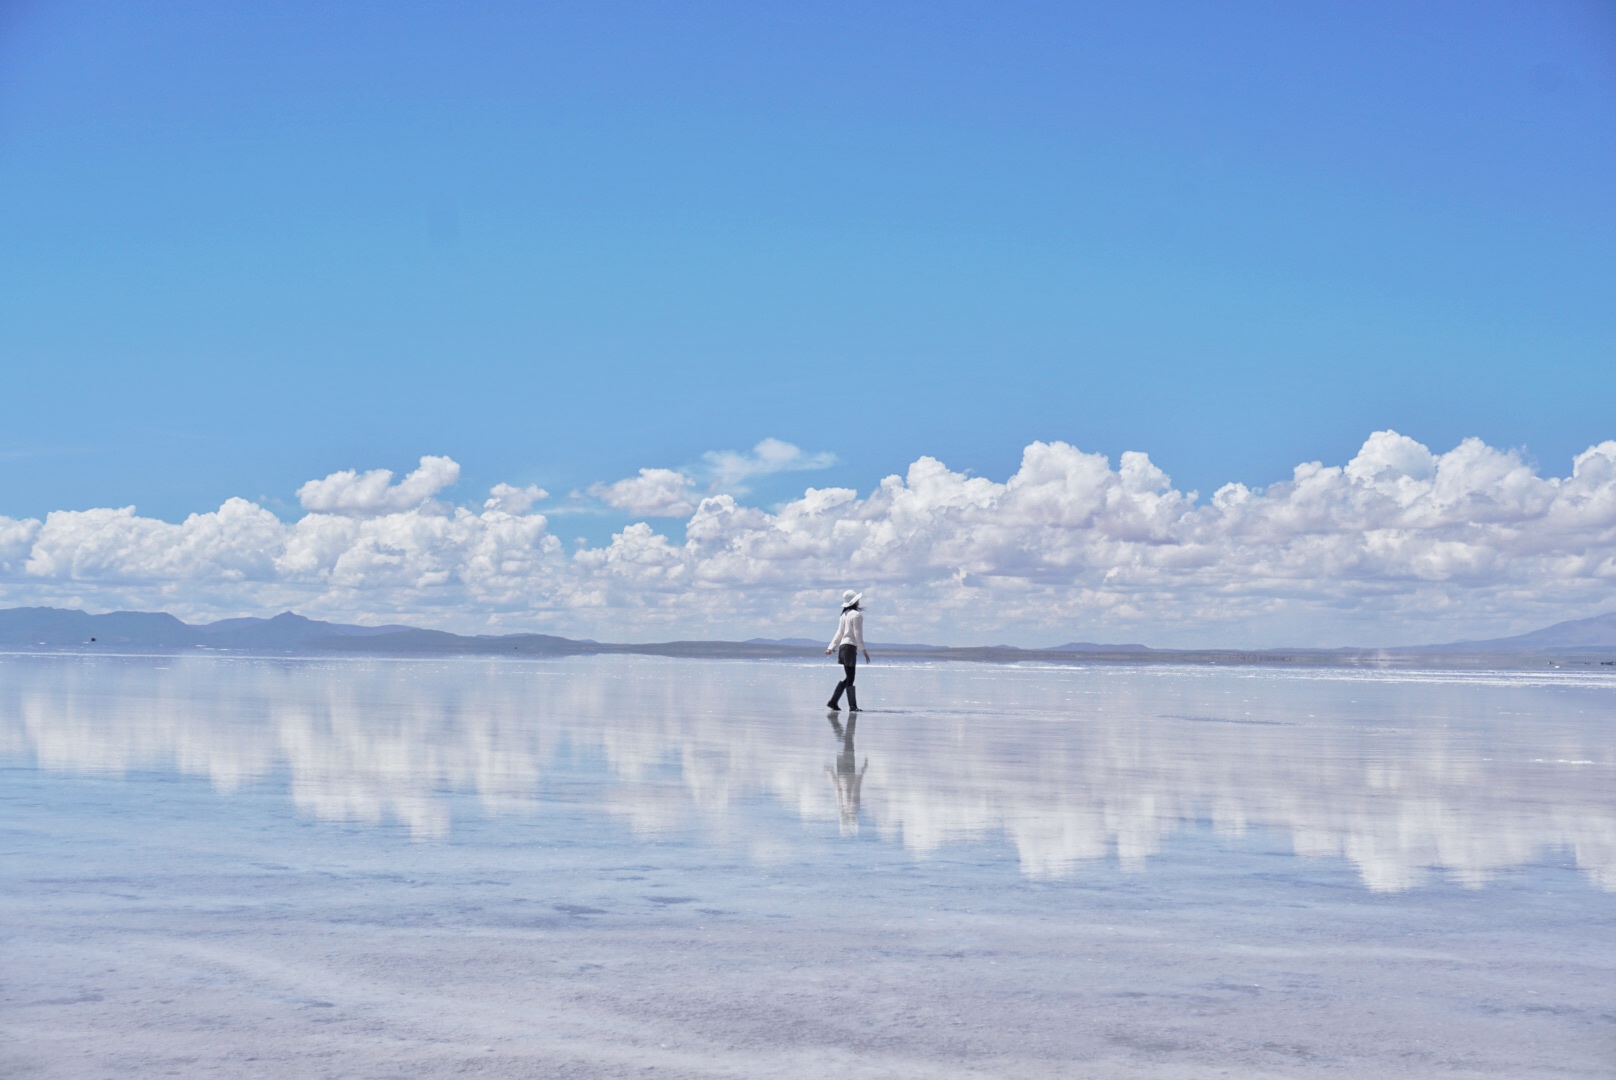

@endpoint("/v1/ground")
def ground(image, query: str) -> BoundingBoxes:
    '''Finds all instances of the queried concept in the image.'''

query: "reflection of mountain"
[1,655,1613,893]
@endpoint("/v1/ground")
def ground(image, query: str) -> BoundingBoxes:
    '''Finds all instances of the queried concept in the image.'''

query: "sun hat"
[841,590,863,608]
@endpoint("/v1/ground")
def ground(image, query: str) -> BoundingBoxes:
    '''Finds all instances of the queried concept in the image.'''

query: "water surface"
[3,654,1612,1077]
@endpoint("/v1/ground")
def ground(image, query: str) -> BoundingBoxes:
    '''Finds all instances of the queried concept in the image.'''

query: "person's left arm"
[826,613,846,655]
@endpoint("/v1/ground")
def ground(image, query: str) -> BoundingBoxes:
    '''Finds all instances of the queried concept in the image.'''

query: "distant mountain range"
[1400,610,1616,652]
[0,607,634,656]
[1,606,1613,667]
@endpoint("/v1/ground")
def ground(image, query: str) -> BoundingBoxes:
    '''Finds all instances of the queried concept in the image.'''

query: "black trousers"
[829,644,858,708]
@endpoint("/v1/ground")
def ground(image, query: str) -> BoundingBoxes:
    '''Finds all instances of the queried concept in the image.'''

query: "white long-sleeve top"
[828,607,865,651]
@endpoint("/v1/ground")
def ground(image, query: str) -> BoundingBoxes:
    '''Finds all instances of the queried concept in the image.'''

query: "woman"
[825,590,871,711]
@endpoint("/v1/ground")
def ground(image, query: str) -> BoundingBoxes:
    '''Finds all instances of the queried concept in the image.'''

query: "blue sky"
[4,1,1613,521]
[1,2,1614,644]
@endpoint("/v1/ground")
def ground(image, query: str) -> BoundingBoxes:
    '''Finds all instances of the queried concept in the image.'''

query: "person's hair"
[842,601,860,612]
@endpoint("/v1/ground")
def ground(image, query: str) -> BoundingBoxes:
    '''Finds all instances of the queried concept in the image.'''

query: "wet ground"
[2,653,1613,1077]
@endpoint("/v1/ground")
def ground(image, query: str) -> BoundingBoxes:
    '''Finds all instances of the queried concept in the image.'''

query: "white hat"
[841,590,863,607]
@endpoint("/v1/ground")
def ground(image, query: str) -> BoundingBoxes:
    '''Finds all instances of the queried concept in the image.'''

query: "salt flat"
[2,654,1612,1078]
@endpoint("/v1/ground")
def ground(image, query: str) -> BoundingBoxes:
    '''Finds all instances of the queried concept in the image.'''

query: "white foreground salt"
[1,654,1612,1077]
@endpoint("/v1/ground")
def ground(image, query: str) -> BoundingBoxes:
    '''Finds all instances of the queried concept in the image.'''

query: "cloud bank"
[3,433,1616,646]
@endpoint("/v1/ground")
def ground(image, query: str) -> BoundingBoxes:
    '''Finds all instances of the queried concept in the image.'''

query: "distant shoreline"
[2,641,1613,672]
[3,605,1614,671]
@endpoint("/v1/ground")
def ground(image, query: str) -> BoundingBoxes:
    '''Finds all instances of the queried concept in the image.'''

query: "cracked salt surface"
[2,654,1614,1077]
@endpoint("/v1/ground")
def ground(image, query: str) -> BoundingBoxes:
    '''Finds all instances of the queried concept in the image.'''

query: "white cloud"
[582,439,835,516]
[588,468,698,517]
[296,455,460,516]
[483,483,547,514]
[701,438,837,491]
[25,499,285,582]
[0,516,41,575]
[5,432,1616,646]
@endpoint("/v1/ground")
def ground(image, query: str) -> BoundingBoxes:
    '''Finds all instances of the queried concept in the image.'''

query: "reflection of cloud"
[1,656,1613,892]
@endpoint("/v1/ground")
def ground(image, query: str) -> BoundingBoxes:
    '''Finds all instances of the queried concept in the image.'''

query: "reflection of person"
[825,590,871,711]
[825,712,868,835]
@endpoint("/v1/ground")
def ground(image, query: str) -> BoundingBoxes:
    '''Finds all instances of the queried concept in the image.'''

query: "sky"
[1,1,1614,646]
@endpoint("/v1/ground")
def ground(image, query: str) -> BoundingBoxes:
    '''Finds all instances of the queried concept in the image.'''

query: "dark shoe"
[847,688,860,712]
[826,698,841,710]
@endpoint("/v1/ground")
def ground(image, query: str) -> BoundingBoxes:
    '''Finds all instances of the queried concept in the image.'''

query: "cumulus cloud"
[25,499,285,583]
[5,432,1616,645]
[296,455,460,515]
[584,439,836,515]
[702,438,837,490]
[483,483,547,514]
[0,516,42,575]
[588,469,698,517]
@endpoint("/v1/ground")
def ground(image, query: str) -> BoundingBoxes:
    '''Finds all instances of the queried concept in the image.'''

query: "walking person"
[825,590,871,711]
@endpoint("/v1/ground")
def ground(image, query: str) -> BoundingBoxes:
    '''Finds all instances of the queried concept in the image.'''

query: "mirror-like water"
[3,654,1613,1077]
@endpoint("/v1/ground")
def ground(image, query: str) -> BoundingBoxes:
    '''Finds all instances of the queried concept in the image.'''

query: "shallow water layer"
[2,653,1613,1078]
